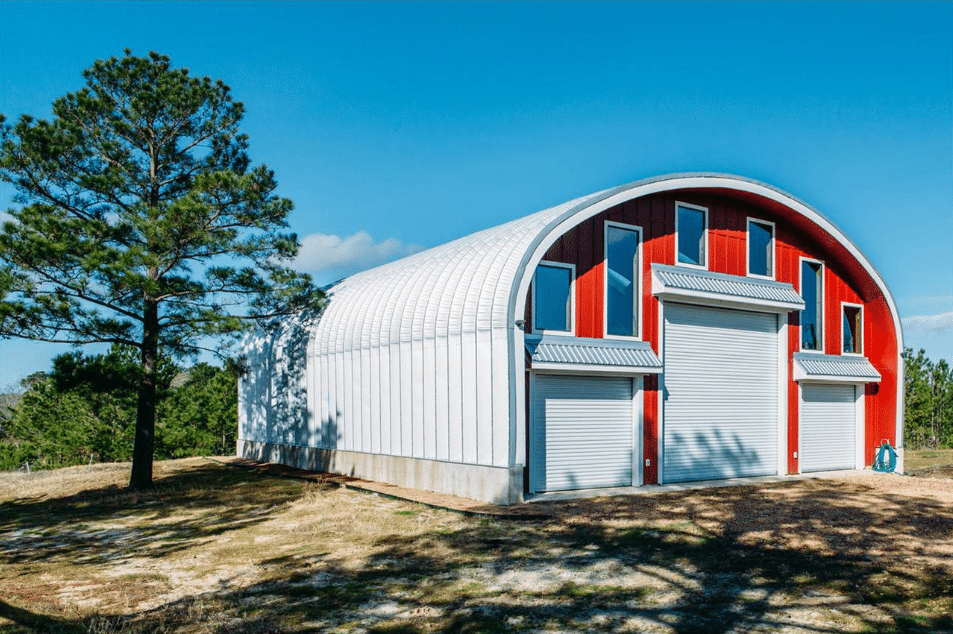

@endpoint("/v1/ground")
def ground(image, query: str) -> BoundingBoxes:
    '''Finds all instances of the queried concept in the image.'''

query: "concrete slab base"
[524,469,882,503]
[237,439,524,505]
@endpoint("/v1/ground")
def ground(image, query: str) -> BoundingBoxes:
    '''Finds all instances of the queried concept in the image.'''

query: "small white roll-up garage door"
[663,303,779,483]
[800,383,858,472]
[531,374,634,492]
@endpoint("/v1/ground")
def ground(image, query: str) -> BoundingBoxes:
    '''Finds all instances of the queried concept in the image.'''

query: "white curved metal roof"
[311,173,902,361]
[311,190,606,353]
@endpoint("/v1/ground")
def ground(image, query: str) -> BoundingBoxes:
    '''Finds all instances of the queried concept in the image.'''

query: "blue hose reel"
[872,440,897,473]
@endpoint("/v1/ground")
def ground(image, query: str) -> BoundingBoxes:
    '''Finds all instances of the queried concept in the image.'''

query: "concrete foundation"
[238,439,524,505]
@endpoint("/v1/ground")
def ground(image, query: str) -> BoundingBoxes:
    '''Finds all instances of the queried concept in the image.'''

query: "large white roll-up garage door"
[663,303,779,483]
[531,374,634,492]
[800,383,858,472]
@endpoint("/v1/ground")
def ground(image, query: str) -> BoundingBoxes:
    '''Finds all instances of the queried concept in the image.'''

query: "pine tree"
[0,51,321,488]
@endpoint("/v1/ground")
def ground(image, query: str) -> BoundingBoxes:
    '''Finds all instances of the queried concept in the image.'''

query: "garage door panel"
[801,384,857,472]
[663,303,779,483]
[663,441,773,483]
[531,375,634,492]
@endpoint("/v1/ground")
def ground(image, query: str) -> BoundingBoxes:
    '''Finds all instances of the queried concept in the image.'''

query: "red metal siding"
[526,190,899,484]
[865,296,900,452]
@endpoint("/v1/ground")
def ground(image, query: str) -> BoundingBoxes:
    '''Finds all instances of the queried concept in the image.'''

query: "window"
[676,203,707,267]
[605,222,641,338]
[533,261,574,333]
[842,304,862,354]
[800,260,824,351]
[747,219,775,278]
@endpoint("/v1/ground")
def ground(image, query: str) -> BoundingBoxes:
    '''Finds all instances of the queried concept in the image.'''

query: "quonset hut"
[238,173,903,504]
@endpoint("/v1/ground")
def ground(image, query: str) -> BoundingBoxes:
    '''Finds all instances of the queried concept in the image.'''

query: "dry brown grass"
[1,457,952,633]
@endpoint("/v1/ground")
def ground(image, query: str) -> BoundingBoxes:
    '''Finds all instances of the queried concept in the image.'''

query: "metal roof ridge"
[651,262,797,290]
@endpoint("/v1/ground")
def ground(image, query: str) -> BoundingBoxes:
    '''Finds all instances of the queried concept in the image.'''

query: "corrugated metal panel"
[525,335,662,371]
[653,263,804,309]
[243,314,311,447]
[801,384,857,472]
[238,331,273,444]
[303,193,600,466]
[793,353,881,382]
[531,375,633,492]
[663,304,779,483]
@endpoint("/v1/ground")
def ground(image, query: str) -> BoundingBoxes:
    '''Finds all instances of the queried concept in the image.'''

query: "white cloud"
[902,311,953,334]
[295,231,423,284]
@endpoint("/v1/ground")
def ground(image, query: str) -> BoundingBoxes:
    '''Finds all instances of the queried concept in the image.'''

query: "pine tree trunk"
[129,300,159,490]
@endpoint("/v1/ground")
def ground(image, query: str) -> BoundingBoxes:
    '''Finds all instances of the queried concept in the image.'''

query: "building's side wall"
[237,316,310,451]
[305,325,513,467]
[238,316,523,504]
[531,191,899,482]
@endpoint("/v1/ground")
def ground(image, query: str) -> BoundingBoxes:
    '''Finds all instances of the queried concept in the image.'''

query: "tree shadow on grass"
[0,461,323,567]
[0,598,87,634]
[80,479,953,634]
[3,476,953,634]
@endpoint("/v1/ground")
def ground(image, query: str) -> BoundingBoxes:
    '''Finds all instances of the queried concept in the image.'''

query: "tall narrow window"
[605,223,641,337]
[748,219,774,278]
[801,260,824,351]
[676,203,707,267]
[843,304,862,354]
[533,262,573,333]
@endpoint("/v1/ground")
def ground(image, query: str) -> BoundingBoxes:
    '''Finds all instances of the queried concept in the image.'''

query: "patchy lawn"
[1,458,952,634]
[906,448,953,479]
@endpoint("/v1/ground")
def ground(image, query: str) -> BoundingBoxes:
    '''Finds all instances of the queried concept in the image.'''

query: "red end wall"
[532,190,899,483]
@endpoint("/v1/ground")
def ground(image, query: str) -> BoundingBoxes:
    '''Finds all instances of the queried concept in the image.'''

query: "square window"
[533,262,573,333]
[843,305,862,354]
[748,219,774,278]
[676,203,707,267]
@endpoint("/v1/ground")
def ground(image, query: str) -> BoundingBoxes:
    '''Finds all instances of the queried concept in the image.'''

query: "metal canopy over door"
[663,303,779,483]
[800,383,857,472]
[531,374,634,492]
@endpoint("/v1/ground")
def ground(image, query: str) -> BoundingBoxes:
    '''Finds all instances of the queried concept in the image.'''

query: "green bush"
[0,346,237,471]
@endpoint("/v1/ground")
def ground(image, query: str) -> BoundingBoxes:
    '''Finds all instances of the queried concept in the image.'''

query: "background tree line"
[904,347,953,450]
[0,345,239,471]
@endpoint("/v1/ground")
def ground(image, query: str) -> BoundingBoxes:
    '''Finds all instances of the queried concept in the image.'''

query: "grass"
[905,448,953,472]
[0,457,952,633]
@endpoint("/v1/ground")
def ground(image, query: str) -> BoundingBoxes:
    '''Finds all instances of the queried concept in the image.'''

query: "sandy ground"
[1,458,951,633]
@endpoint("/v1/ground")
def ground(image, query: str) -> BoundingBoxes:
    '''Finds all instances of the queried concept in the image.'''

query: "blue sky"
[0,1,951,387]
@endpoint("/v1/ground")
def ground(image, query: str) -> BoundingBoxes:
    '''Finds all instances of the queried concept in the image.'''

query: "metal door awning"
[651,263,805,313]
[793,352,881,383]
[525,334,662,375]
